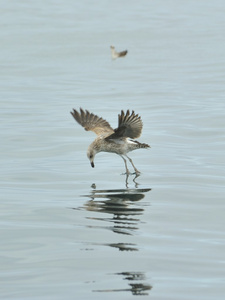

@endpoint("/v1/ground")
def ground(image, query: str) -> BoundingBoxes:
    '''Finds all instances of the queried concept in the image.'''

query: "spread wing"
[118,50,128,57]
[71,108,114,137]
[107,110,143,140]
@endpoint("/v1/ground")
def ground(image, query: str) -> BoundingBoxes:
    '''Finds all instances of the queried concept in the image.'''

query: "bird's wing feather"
[106,110,143,140]
[118,50,128,57]
[71,108,114,137]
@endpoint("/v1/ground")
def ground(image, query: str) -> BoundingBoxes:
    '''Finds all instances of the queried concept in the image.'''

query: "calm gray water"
[1,0,225,299]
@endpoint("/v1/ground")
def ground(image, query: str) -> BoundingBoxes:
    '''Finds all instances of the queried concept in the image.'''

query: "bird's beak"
[91,161,94,168]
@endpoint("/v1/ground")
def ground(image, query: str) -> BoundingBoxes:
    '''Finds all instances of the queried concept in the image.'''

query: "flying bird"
[70,108,150,175]
[110,45,128,59]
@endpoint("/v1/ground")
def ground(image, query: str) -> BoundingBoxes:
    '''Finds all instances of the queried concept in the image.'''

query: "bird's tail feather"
[135,141,150,149]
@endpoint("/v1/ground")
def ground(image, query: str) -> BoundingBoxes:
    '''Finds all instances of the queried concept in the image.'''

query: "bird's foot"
[129,169,141,176]
[134,170,141,176]
[121,170,141,177]
[121,171,132,176]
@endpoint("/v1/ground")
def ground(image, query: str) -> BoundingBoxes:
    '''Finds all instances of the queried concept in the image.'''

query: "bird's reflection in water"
[75,186,152,295]
[108,243,138,252]
[93,271,152,296]
[125,173,140,188]
[83,187,151,236]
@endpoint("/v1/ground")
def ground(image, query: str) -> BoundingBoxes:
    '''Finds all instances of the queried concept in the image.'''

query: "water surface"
[1,0,225,299]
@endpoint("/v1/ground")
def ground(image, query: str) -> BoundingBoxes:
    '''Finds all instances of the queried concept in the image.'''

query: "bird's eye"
[90,155,93,159]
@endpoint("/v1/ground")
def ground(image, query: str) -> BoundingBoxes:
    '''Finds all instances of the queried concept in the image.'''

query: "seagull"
[70,108,150,175]
[110,45,128,59]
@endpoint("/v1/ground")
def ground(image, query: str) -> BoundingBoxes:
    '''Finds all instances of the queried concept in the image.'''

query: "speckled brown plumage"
[71,108,150,175]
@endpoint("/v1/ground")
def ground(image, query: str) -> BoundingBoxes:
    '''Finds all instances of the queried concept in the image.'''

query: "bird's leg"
[125,155,141,175]
[120,155,131,175]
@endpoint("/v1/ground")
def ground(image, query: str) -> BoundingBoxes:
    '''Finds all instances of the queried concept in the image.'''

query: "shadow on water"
[72,186,152,296]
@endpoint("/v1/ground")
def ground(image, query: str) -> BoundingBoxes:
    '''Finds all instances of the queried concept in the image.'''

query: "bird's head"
[87,148,97,168]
